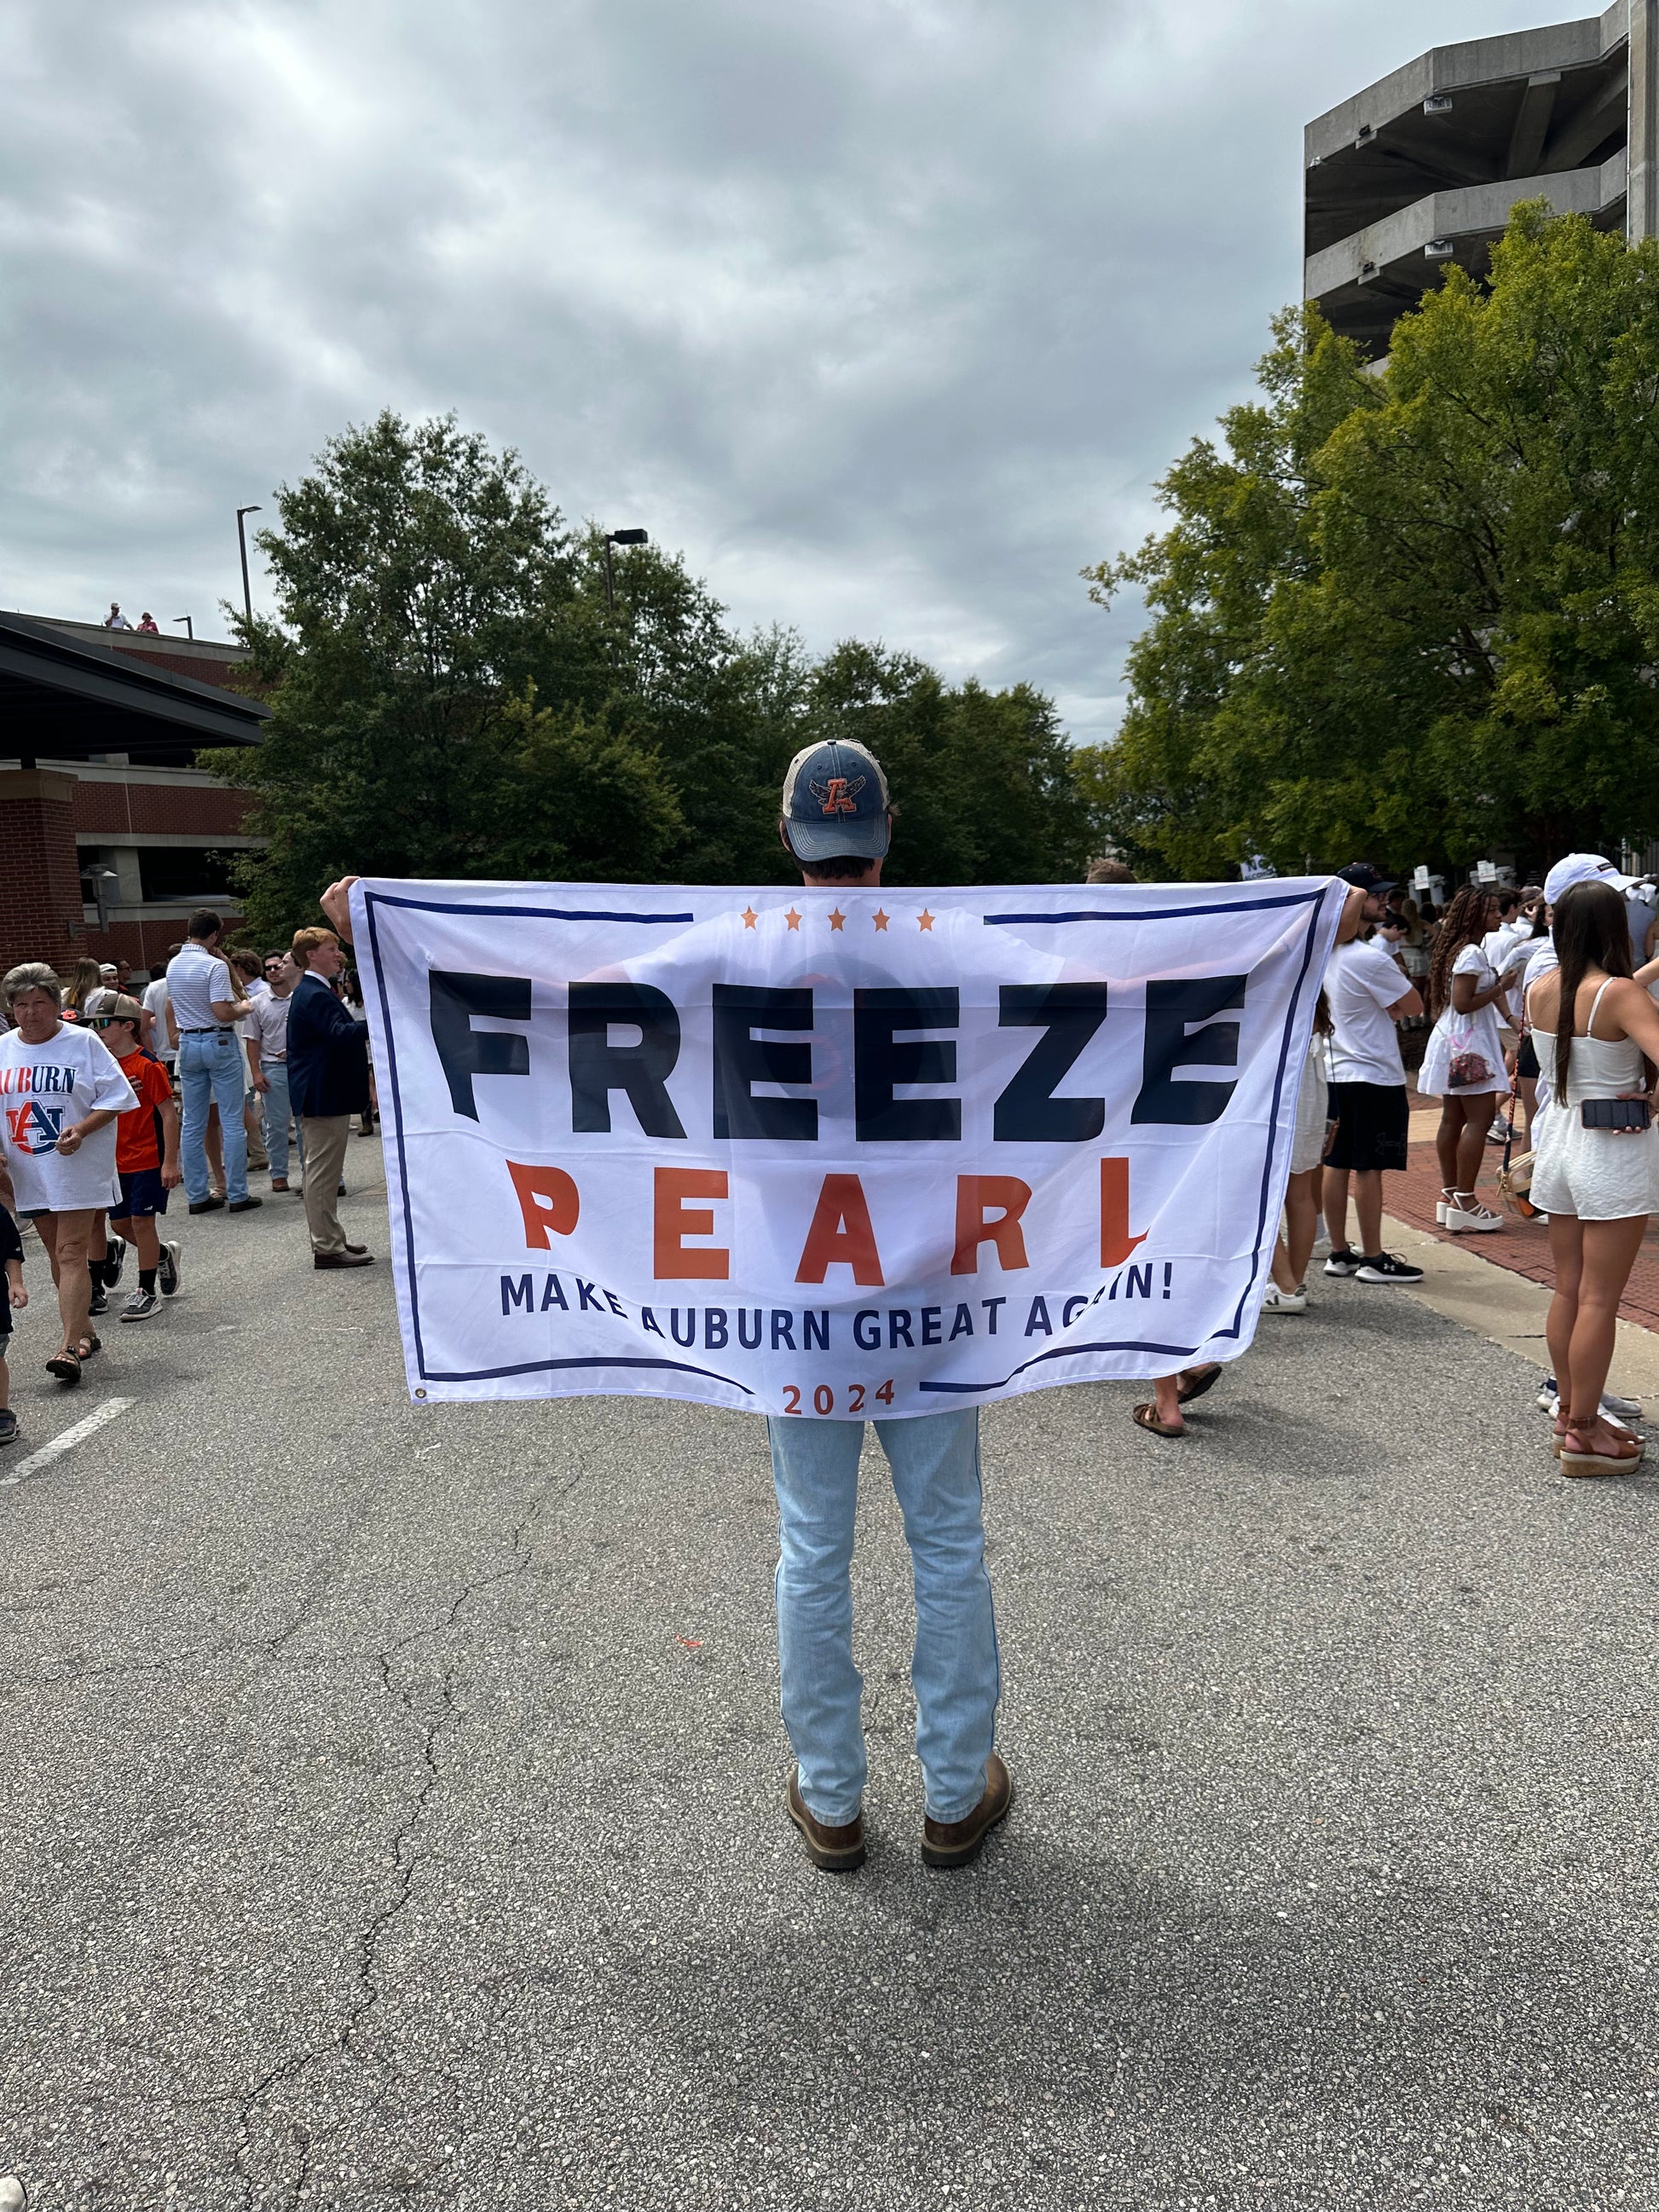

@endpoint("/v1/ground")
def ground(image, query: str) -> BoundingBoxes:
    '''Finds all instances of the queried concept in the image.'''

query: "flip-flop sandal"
[1176,1364,1223,1406]
[46,1349,82,1387]
[1132,1402,1186,1438]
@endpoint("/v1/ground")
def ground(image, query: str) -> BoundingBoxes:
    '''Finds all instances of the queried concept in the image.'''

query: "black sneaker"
[1323,1248,1362,1276]
[120,1288,160,1323]
[1354,1250,1425,1285]
[105,1242,125,1289]
[89,1283,108,1316]
[159,1239,182,1297]
[0,1408,17,1446]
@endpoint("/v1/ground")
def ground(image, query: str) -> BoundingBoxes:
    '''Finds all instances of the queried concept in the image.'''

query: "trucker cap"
[1334,862,1396,893]
[780,738,891,862]
[90,995,145,1025]
[1542,852,1634,906]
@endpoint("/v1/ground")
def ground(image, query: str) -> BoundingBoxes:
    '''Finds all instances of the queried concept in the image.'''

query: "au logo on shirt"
[6,1101,66,1154]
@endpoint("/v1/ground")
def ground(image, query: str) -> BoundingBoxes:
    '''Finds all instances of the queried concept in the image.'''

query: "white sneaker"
[1263,1283,1309,1314]
[1544,1391,1639,1434]
[1444,1196,1504,1233]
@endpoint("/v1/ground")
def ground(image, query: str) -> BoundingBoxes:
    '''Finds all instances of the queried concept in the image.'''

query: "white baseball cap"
[1542,852,1633,906]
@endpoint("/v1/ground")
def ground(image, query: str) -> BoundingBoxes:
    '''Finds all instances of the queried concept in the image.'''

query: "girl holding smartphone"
[1527,880,1659,1474]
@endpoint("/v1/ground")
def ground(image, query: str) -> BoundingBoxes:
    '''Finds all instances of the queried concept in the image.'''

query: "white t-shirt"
[1626,892,1658,965]
[1327,938,1412,1087]
[1483,923,1530,977]
[234,974,269,1042]
[142,975,174,1061]
[0,1022,137,1213]
[1522,936,1559,994]
[167,941,234,1032]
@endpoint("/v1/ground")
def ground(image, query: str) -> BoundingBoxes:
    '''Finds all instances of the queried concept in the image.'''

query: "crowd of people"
[5,858,1653,1473]
[0,909,376,1442]
[3,730,1657,1877]
[1272,849,1659,1478]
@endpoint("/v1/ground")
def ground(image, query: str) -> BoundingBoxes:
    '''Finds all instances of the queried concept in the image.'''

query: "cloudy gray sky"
[2,0,1579,742]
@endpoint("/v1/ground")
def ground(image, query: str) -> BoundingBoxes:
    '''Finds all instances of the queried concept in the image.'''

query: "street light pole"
[603,528,649,615]
[236,505,263,635]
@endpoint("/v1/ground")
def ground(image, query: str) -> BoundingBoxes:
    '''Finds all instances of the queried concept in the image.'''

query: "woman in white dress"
[1418,886,1509,1232]
[1527,880,1659,1475]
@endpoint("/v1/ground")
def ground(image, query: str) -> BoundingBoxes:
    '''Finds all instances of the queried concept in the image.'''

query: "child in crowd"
[93,996,183,1320]
[0,1203,24,1444]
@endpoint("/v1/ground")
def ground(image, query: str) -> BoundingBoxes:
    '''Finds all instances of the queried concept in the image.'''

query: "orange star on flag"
[872,909,890,932]
[828,908,847,931]
[741,907,759,928]
[785,908,802,930]
[917,909,934,931]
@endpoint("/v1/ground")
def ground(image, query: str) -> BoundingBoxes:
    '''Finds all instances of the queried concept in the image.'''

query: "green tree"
[202,413,691,937]
[1082,206,1659,881]
[205,409,1094,929]
[801,643,1094,883]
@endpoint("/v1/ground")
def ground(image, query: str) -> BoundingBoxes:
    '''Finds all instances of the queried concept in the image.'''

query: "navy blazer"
[286,973,371,1118]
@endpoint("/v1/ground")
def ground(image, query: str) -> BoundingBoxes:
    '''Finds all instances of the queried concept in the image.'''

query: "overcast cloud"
[2,0,1581,742]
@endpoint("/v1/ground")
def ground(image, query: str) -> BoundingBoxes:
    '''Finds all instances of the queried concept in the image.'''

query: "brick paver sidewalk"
[1391,1102,1659,1333]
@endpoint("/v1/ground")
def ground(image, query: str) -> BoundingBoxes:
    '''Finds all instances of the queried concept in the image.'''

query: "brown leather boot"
[786,1770,866,1873]
[921,1752,1013,1869]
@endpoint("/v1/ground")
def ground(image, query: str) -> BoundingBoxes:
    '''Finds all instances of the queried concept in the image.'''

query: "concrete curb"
[1381,1210,1659,1403]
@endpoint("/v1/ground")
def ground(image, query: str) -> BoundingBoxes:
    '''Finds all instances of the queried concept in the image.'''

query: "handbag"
[1495,1083,1539,1218]
[1448,1016,1496,1089]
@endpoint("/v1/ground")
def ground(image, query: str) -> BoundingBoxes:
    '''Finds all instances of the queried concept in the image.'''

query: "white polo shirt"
[167,941,234,1032]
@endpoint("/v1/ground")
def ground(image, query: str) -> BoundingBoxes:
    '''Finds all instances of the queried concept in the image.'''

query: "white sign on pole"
[353,876,1346,1417]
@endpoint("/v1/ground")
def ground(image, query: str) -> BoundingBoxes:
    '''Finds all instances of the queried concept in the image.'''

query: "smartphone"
[1581,1096,1652,1131]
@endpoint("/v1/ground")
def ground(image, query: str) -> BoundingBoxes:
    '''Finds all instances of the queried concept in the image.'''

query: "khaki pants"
[300,1114,352,1256]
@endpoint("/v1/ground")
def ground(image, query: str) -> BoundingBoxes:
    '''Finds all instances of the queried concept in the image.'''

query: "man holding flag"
[318,737,1014,1879]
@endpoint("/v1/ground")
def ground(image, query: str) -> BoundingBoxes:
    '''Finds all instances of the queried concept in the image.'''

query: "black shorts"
[1325,1082,1409,1174]
[1517,1032,1540,1080]
[114,1168,168,1221]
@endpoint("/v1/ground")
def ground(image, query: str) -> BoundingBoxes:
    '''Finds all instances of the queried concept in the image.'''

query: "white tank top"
[1528,976,1645,1106]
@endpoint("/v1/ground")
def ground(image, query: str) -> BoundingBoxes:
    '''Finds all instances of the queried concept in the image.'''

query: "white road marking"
[0,1397,134,1488]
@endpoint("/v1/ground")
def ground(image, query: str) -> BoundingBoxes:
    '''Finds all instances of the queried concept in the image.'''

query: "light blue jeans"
[766,1407,998,1826]
[258,1062,305,1181]
[177,1030,248,1204]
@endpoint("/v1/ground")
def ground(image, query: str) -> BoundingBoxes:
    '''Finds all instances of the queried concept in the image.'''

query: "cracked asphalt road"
[3,1138,1658,2209]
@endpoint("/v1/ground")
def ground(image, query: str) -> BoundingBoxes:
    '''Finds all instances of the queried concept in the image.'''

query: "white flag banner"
[352,875,1345,1417]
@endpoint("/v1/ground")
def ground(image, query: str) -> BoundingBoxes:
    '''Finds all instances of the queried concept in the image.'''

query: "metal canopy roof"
[0,609,270,764]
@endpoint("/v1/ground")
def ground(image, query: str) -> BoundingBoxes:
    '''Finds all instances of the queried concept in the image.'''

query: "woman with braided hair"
[1419,884,1511,1232]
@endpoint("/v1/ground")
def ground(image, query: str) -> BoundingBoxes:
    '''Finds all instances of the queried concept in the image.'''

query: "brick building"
[0,612,269,981]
